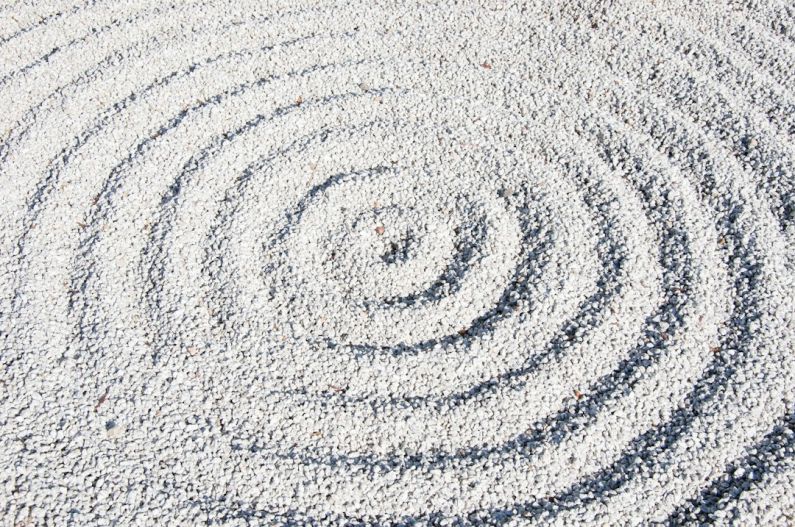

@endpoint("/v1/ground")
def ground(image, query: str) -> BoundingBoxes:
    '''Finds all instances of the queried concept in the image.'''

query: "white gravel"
[1,0,794,525]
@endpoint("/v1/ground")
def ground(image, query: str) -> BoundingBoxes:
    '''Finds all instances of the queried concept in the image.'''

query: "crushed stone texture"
[1,0,794,525]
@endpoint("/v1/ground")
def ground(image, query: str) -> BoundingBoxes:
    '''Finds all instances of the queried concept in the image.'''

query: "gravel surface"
[1,0,794,525]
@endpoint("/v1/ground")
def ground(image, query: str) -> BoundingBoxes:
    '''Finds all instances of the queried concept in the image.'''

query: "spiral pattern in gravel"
[1,0,794,525]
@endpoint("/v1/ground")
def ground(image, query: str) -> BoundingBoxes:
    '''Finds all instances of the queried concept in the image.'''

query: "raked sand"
[1,0,794,525]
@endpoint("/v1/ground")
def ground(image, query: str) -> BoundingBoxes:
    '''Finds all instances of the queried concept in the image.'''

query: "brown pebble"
[94,389,109,412]
[481,62,492,69]
[375,226,385,235]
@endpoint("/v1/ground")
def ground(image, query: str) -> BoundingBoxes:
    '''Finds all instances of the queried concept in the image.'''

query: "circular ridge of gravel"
[1,0,794,525]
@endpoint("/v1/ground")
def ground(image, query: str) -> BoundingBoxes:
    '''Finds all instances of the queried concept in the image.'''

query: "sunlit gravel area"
[1,0,794,524]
